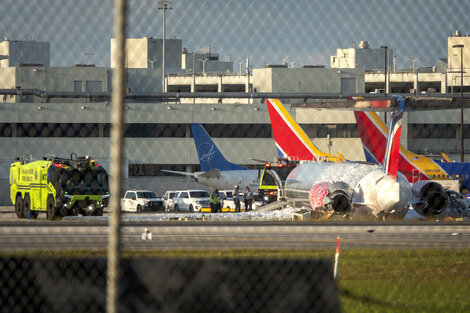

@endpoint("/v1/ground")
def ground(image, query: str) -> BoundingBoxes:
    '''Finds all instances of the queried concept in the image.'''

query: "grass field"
[3,248,469,312]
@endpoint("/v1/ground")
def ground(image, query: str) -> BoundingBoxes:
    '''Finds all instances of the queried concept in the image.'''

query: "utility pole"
[158,1,172,92]
[453,44,465,161]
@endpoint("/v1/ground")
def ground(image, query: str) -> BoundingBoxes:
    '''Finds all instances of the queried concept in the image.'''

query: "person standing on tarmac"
[244,186,254,211]
[210,189,222,213]
[233,185,241,212]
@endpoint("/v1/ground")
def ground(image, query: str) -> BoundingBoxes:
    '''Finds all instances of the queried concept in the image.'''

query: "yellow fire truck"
[258,159,298,204]
[10,154,109,220]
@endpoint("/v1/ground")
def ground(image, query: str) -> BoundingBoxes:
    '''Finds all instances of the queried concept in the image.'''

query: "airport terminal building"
[0,34,469,204]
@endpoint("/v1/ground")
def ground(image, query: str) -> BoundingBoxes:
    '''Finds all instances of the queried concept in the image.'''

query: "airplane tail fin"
[441,152,451,162]
[354,111,388,164]
[383,96,405,179]
[383,114,402,179]
[266,98,341,162]
[190,123,248,172]
[354,95,406,166]
[336,152,346,162]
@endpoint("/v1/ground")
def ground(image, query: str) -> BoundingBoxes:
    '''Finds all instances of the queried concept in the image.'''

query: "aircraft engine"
[309,182,352,214]
[412,181,448,216]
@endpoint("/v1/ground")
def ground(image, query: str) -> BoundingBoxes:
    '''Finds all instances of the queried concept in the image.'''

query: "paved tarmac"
[1,206,470,252]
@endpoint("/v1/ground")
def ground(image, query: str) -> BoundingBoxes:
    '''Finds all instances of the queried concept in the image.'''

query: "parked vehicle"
[173,190,210,212]
[120,190,164,212]
[222,192,263,211]
[219,190,233,201]
[163,190,178,211]
[10,154,109,220]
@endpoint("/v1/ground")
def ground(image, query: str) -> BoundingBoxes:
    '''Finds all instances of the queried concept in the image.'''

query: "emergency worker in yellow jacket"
[210,190,222,213]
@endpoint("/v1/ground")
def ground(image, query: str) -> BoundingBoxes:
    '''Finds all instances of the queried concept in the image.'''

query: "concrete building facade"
[0,38,50,68]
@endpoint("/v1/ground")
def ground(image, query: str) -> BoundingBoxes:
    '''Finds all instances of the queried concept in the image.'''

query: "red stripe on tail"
[386,124,402,180]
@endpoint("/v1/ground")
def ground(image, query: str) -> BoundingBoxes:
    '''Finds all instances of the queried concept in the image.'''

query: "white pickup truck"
[121,190,164,212]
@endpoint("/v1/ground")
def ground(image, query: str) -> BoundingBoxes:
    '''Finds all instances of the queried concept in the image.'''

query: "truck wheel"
[46,196,56,220]
[30,211,38,219]
[174,204,179,212]
[95,208,104,216]
[189,204,194,212]
[23,195,31,219]
[15,195,25,218]
[137,204,142,213]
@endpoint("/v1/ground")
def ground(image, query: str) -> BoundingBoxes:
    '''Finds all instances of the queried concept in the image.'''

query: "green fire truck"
[10,154,109,220]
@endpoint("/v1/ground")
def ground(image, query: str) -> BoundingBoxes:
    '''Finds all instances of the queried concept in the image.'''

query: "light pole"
[380,46,388,96]
[453,44,465,161]
[148,58,158,68]
[83,52,94,65]
[158,1,172,92]
[198,58,209,75]
[409,58,419,93]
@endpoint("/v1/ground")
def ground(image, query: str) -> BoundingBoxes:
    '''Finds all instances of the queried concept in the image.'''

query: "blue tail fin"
[191,123,249,172]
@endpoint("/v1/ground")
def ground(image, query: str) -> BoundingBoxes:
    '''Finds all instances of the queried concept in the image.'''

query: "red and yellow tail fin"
[266,99,341,162]
[441,152,451,163]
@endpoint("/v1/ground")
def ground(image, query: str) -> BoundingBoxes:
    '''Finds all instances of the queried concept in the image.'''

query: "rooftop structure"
[110,36,182,71]
[0,38,50,68]
[330,41,394,71]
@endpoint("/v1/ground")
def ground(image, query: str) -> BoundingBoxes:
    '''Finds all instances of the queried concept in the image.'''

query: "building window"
[104,123,188,138]
[85,81,102,92]
[200,124,272,138]
[123,123,186,138]
[409,124,458,139]
[74,80,82,92]
[0,123,14,137]
[16,123,99,137]
[341,78,356,93]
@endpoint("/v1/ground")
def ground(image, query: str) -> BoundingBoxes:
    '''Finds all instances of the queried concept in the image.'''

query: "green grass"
[2,248,469,312]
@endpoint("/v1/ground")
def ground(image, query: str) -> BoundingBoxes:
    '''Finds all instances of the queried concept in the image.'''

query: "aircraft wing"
[249,158,271,164]
[197,168,221,179]
[162,169,222,180]
[161,170,195,177]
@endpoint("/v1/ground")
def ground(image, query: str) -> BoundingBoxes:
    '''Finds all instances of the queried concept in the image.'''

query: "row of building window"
[5,122,470,139]
[408,124,470,139]
[0,123,361,138]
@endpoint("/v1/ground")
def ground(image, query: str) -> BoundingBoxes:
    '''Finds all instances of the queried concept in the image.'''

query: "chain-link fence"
[1,0,470,312]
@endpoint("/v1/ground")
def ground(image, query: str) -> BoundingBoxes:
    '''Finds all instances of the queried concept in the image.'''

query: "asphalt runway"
[1,207,470,251]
